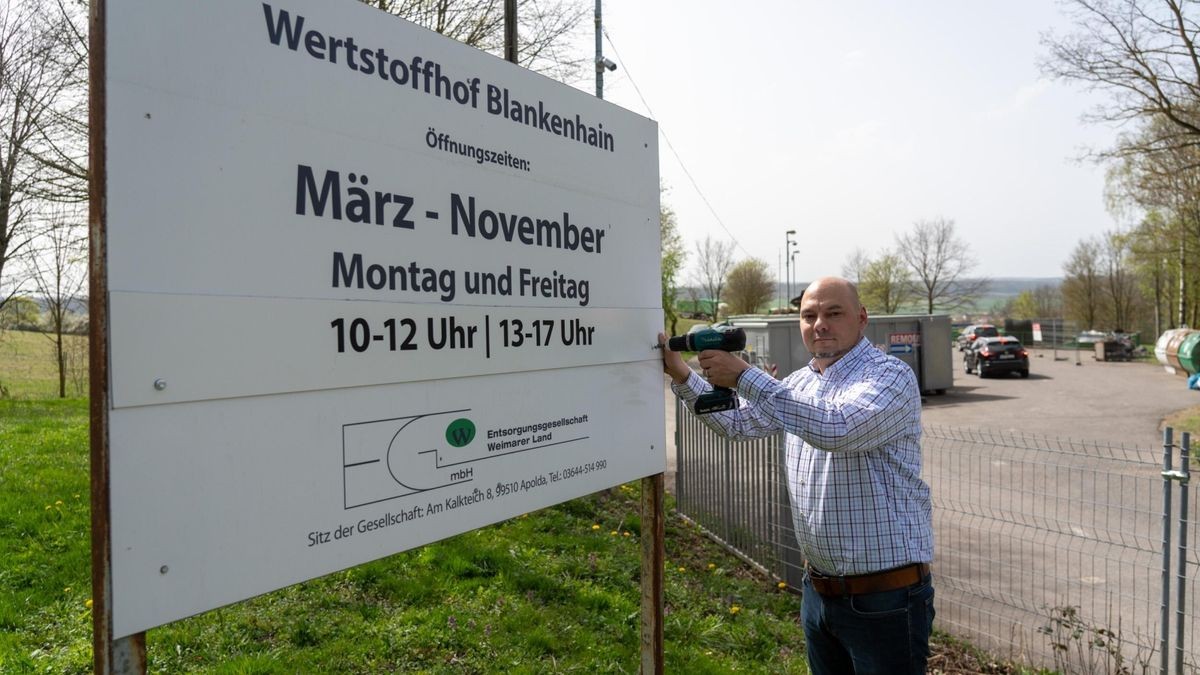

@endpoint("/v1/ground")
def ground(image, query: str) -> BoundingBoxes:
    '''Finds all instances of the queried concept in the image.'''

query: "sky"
[571,1,1124,282]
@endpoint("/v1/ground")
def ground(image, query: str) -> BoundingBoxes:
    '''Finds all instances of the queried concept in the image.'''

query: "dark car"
[956,324,1000,351]
[963,336,1029,378]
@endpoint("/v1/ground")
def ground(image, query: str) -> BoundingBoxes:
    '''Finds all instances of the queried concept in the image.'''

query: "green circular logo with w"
[445,418,476,447]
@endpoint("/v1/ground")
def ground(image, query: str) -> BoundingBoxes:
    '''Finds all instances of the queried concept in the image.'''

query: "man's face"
[799,283,868,366]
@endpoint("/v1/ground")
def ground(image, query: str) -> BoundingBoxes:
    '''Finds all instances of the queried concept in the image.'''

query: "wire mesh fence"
[673,400,1198,673]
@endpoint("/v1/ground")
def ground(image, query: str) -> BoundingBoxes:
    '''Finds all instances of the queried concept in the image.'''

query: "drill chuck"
[667,326,746,352]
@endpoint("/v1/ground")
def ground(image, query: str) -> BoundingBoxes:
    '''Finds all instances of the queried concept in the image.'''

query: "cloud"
[842,49,868,70]
[984,79,1051,120]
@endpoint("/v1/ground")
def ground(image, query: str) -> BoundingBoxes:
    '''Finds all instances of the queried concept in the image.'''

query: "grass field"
[0,327,818,673]
[0,328,1035,673]
[0,329,87,400]
[0,396,813,673]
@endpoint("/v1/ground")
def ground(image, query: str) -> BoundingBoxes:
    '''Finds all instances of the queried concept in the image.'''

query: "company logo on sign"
[445,418,476,447]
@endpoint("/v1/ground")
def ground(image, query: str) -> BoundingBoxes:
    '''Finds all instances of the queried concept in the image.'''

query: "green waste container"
[1178,331,1200,374]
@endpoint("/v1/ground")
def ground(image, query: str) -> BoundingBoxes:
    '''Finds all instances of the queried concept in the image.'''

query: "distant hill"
[983,277,1061,295]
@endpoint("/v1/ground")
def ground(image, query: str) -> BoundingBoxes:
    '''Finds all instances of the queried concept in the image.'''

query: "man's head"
[799,276,868,371]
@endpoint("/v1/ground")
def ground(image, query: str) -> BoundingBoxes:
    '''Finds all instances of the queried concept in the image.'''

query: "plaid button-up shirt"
[672,337,933,575]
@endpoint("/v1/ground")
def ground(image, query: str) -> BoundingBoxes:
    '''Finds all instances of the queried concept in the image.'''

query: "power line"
[602,28,753,260]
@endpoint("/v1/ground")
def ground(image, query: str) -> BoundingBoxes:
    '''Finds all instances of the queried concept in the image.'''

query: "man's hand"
[658,333,692,384]
[697,349,750,389]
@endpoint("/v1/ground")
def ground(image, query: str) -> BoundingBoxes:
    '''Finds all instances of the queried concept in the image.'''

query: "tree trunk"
[56,330,66,398]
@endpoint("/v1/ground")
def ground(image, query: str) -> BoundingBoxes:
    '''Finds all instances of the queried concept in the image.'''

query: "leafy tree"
[1004,284,1062,320]
[1104,116,1200,327]
[895,217,986,314]
[1062,237,1105,330]
[1101,230,1140,330]
[1127,212,1177,335]
[723,258,773,315]
[0,293,38,328]
[858,251,912,314]
[659,196,685,335]
[692,236,735,320]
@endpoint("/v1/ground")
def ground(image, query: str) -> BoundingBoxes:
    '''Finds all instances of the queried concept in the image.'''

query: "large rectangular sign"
[104,0,662,638]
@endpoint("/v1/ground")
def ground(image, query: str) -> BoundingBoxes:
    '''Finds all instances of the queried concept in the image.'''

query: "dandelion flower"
[610,531,618,536]
[707,563,716,570]
[729,605,741,615]
[45,505,52,510]
[55,500,63,506]
[677,567,686,573]
[777,582,788,590]
[64,587,71,593]
[85,599,93,609]
[591,524,600,530]
[622,531,631,537]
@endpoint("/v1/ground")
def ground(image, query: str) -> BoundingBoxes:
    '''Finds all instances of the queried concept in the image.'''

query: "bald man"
[661,277,934,675]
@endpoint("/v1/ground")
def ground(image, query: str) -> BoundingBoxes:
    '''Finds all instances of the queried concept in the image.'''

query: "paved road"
[924,347,1200,450]
[664,347,1200,491]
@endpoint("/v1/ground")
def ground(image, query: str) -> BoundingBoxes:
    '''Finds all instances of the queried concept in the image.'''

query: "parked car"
[1075,330,1107,345]
[956,324,1000,351]
[963,336,1029,378]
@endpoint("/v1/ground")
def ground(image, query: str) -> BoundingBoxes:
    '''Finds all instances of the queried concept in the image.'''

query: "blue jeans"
[801,571,935,674]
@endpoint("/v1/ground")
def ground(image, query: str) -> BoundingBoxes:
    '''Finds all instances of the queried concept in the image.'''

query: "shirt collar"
[806,336,872,379]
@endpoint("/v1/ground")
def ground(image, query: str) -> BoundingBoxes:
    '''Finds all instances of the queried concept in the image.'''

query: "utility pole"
[504,0,517,64]
[594,0,616,98]
[784,230,796,311]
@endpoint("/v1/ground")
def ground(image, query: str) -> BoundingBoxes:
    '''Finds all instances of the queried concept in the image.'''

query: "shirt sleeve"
[737,359,918,453]
[669,368,782,440]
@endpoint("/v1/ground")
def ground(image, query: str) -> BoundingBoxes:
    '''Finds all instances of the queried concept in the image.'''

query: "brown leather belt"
[806,563,930,597]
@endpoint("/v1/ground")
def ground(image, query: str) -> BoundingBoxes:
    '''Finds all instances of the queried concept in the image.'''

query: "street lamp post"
[790,249,800,307]
[784,230,796,311]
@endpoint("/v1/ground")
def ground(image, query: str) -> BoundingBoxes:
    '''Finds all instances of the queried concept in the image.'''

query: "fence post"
[722,436,732,543]
[1162,427,1174,675]
[1175,432,1191,675]
[674,399,684,511]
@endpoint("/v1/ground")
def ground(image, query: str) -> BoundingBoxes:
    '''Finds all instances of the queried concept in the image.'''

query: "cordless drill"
[667,326,747,414]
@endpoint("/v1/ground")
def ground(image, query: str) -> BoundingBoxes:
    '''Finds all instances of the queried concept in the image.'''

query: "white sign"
[105,0,662,638]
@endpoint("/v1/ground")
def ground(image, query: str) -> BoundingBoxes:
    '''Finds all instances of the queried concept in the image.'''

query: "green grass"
[0,330,1019,673]
[0,329,87,400]
[0,399,811,674]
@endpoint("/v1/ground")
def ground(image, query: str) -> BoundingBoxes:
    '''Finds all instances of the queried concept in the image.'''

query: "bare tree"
[367,0,588,83]
[693,236,735,320]
[859,251,913,314]
[895,217,986,314]
[1041,0,1200,162]
[841,247,870,284]
[25,206,86,397]
[724,258,773,315]
[1062,237,1106,330]
[0,0,83,315]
